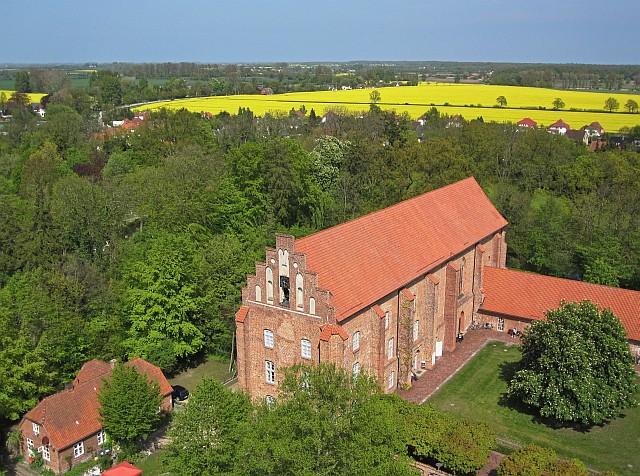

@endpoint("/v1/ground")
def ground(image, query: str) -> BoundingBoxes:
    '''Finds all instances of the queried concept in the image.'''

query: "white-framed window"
[352,331,360,351]
[26,438,34,456]
[97,430,106,446]
[42,445,50,461]
[296,273,304,310]
[266,267,274,303]
[352,361,360,378]
[73,441,84,458]
[309,297,316,315]
[264,329,274,349]
[265,395,276,408]
[387,337,394,360]
[413,320,419,341]
[301,339,312,360]
[265,360,275,384]
[388,371,395,389]
[384,311,389,330]
[497,317,505,332]
[255,284,262,302]
[32,422,39,436]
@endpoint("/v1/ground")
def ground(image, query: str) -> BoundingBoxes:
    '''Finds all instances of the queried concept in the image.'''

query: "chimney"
[109,359,117,369]
[64,382,74,391]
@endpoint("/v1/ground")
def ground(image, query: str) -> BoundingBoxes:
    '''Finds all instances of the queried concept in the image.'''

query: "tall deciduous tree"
[496,95,507,107]
[165,378,251,475]
[552,97,565,110]
[624,99,638,113]
[604,97,620,112]
[508,300,638,426]
[98,364,162,456]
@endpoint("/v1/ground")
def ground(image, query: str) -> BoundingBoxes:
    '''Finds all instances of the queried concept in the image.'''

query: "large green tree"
[165,378,252,475]
[508,300,638,425]
[236,364,418,476]
[97,364,162,456]
[604,96,620,112]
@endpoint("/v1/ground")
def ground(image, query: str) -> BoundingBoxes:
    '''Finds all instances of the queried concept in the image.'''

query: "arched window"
[413,320,419,341]
[296,273,304,310]
[352,331,360,351]
[255,284,262,302]
[459,257,465,295]
[264,329,274,349]
[384,311,389,330]
[309,297,316,315]
[266,267,274,303]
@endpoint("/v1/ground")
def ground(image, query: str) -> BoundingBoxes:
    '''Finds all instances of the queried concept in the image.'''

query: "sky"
[3,0,639,65]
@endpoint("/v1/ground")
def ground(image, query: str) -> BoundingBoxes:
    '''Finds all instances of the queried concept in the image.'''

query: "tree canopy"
[508,300,638,426]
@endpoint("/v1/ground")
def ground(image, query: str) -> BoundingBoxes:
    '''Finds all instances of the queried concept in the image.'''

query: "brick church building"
[235,177,640,400]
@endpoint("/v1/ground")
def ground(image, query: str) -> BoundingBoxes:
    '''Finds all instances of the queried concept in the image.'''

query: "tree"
[552,97,565,110]
[496,95,507,107]
[14,71,31,93]
[508,300,638,426]
[624,99,638,113]
[97,364,162,456]
[369,89,381,104]
[236,363,418,476]
[604,96,619,112]
[165,378,252,475]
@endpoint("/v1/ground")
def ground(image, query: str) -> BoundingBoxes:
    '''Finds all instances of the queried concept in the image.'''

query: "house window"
[497,317,505,332]
[266,268,274,303]
[352,331,360,351]
[42,446,50,461]
[388,337,394,360]
[73,441,84,458]
[26,438,34,456]
[255,284,262,302]
[352,362,360,378]
[413,320,419,341]
[32,422,39,436]
[301,339,312,360]
[265,360,275,384]
[97,430,106,446]
[384,311,389,330]
[388,371,395,389]
[309,297,316,315]
[265,395,276,407]
[264,329,274,349]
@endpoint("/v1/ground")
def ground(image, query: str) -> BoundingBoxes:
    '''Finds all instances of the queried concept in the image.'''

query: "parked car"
[172,385,189,401]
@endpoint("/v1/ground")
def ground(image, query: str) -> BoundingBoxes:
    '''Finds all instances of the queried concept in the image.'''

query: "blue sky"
[3,0,639,64]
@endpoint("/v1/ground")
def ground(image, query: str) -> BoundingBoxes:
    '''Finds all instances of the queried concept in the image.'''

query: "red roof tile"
[236,305,249,323]
[372,305,386,318]
[428,274,440,285]
[319,324,349,341]
[517,118,537,127]
[548,119,570,129]
[102,461,142,476]
[401,289,415,301]
[481,267,640,341]
[23,359,171,451]
[296,178,507,322]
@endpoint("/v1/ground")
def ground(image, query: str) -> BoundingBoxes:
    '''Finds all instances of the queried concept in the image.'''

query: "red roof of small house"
[23,359,172,451]
[102,461,143,476]
[481,267,640,341]
[548,119,570,130]
[517,118,537,128]
[295,177,507,322]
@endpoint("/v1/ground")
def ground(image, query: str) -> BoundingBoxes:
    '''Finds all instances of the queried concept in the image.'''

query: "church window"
[352,331,360,351]
[301,339,312,359]
[413,320,419,341]
[296,273,304,310]
[388,337,394,360]
[309,297,316,315]
[266,268,274,304]
[265,360,275,384]
[459,258,465,294]
[264,329,274,349]
[255,285,262,302]
[352,362,360,377]
[388,371,395,389]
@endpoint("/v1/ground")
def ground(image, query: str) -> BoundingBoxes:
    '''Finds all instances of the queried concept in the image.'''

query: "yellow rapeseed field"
[0,90,48,104]
[135,83,640,132]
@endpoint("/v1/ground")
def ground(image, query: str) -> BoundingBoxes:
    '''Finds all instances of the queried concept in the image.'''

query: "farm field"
[134,83,640,132]
[0,90,48,103]
[427,342,640,475]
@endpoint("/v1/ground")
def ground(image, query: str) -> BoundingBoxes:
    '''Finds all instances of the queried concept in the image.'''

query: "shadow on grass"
[496,360,602,433]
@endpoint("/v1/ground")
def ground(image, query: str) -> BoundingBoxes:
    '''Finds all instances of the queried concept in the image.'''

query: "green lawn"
[427,342,640,475]
[169,357,234,391]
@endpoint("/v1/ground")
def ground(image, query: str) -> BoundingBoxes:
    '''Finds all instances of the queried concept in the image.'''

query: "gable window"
[32,422,39,436]
[387,337,394,360]
[296,273,304,310]
[413,320,419,341]
[97,430,106,446]
[352,331,360,351]
[265,360,275,384]
[266,268,274,304]
[309,297,316,315]
[388,371,395,389]
[42,445,50,461]
[384,311,389,330]
[73,441,84,458]
[255,284,262,302]
[264,329,274,349]
[352,361,360,378]
[301,339,312,360]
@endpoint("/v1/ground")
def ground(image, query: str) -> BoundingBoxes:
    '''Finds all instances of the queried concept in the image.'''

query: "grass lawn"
[427,341,640,475]
[168,357,234,391]
[136,449,169,476]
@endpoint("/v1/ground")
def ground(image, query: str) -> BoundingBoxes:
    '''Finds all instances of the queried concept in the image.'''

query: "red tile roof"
[481,267,640,341]
[235,305,249,323]
[102,462,143,476]
[23,359,171,451]
[319,324,349,341]
[372,305,386,318]
[401,289,415,301]
[548,119,570,129]
[296,178,507,321]
[517,118,537,127]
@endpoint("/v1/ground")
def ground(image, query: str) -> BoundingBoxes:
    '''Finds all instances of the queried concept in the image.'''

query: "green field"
[134,83,640,132]
[427,342,640,474]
